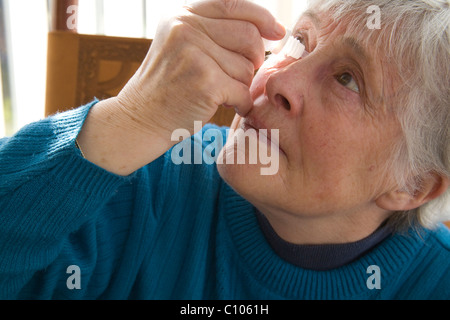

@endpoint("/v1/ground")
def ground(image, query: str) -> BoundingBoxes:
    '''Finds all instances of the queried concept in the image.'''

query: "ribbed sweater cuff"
[49,101,137,197]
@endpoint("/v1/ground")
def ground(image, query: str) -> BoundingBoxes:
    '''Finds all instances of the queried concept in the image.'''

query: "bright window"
[1,0,307,137]
[1,0,48,137]
[0,63,4,137]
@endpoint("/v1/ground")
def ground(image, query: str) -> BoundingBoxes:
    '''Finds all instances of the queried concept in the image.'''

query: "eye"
[336,73,360,93]
[295,34,306,46]
[294,31,310,52]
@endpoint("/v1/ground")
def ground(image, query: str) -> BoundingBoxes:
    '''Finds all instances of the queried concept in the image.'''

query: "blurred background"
[0,0,308,137]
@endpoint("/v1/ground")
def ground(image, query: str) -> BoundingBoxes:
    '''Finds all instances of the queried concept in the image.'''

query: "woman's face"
[217,11,402,227]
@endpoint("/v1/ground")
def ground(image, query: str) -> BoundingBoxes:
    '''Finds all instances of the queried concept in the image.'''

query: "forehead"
[294,9,400,112]
[296,8,399,67]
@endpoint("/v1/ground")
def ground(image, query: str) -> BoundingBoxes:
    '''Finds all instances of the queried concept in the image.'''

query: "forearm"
[0,102,132,297]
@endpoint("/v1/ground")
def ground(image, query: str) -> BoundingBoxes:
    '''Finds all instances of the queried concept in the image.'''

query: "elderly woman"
[0,0,448,300]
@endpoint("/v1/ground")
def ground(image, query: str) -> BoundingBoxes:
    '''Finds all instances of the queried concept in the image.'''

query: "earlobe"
[375,189,417,212]
[376,174,450,212]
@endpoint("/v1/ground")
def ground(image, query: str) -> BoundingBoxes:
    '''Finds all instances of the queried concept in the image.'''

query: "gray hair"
[307,0,450,229]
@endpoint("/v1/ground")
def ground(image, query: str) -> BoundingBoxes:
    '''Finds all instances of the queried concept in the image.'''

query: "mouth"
[241,117,285,156]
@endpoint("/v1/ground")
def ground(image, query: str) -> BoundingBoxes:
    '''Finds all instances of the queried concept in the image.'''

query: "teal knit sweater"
[0,101,449,300]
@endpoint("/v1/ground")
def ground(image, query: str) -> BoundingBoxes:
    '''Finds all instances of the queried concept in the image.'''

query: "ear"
[376,173,450,212]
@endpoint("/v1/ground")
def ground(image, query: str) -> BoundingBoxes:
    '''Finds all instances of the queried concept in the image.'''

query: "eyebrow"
[301,10,369,60]
[299,10,380,107]
[341,37,369,63]
[301,10,321,28]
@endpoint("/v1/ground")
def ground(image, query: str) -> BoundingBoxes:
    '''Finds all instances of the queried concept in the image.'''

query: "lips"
[241,117,285,156]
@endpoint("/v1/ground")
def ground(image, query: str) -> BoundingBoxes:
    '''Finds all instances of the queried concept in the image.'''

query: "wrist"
[77,97,174,176]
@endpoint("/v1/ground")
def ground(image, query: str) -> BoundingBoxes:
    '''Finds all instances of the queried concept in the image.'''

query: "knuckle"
[200,67,220,89]
[175,12,197,28]
[201,70,224,103]
[169,12,205,44]
[168,20,190,43]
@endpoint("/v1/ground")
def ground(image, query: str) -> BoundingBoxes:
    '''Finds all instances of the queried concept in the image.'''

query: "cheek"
[299,83,369,174]
[300,112,399,200]
[302,124,348,179]
[298,110,369,186]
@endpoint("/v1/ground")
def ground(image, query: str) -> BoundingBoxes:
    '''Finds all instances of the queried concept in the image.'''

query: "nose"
[266,67,303,117]
[265,60,308,118]
[274,93,292,111]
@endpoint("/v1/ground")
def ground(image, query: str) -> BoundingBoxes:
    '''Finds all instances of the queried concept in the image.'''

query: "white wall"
[77,0,308,37]
[0,63,4,137]
[4,0,48,134]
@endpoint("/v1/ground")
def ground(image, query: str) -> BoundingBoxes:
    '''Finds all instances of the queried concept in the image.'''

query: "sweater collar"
[254,210,393,271]
[220,182,429,299]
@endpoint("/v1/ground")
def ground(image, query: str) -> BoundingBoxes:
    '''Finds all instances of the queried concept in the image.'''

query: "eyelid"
[293,30,309,52]
[338,68,370,109]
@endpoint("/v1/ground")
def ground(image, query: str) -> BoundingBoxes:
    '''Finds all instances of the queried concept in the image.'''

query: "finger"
[198,17,266,69]
[168,15,258,85]
[194,47,253,116]
[219,76,253,117]
[185,0,285,40]
[181,50,253,118]
[211,46,256,86]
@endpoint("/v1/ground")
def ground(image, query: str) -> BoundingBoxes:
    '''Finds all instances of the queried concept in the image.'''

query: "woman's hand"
[119,0,284,133]
[77,0,285,175]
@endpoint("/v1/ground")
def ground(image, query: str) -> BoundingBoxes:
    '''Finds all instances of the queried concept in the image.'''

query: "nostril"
[275,94,291,111]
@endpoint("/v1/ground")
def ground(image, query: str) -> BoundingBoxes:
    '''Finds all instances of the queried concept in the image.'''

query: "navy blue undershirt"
[255,210,393,271]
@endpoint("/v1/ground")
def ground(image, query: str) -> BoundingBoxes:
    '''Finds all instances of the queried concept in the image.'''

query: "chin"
[217,159,269,207]
[216,140,263,186]
[217,141,283,210]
